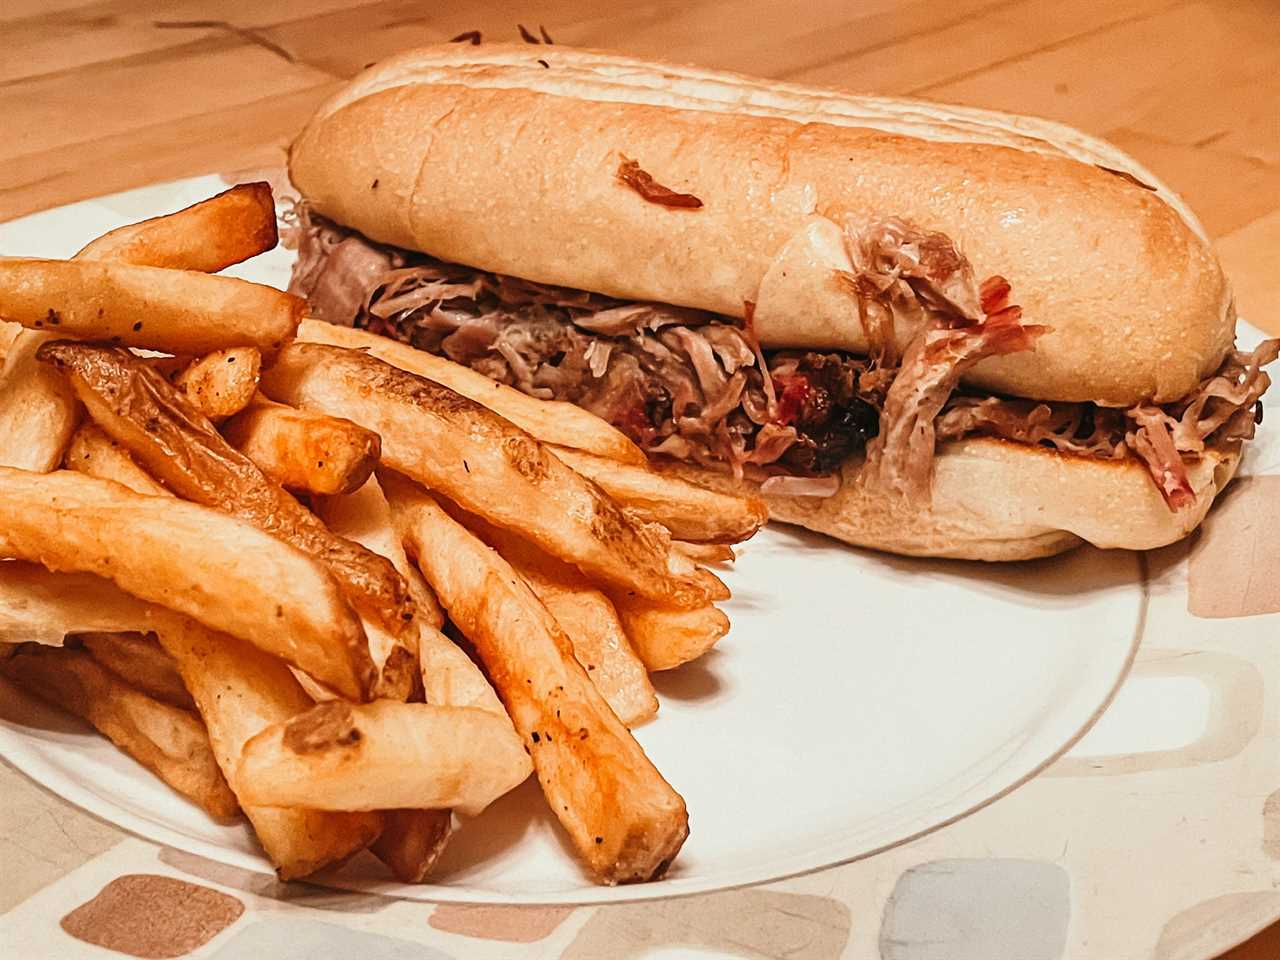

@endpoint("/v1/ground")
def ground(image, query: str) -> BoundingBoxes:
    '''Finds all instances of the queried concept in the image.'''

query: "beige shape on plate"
[1189,476,1280,618]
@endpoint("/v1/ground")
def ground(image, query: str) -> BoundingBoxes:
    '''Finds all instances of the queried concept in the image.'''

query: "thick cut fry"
[237,700,530,816]
[549,446,767,544]
[299,320,645,466]
[0,321,19,358]
[405,564,445,631]
[317,478,420,700]
[446,502,656,727]
[74,182,278,271]
[78,632,193,711]
[0,258,302,354]
[0,330,79,471]
[0,644,239,820]
[174,347,261,421]
[263,344,722,609]
[0,560,152,645]
[155,614,383,880]
[65,423,169,496]
[415,621,509,716]
[611,598,731,672]
[40,342,413,639]
[225,397,380,497]
[0,468,373,700]
[385,478,688,884]
[371,810,453,884]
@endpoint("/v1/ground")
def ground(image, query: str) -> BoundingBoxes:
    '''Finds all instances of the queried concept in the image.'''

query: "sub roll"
[286,43,1276,560]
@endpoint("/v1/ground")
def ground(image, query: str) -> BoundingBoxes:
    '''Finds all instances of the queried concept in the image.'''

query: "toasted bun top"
[290,44,1235,406]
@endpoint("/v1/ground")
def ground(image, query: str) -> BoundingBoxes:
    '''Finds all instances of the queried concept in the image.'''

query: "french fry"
[0,257,302,354]
[0,330,79,471]
[298,319,645,466]
[0,643,239,820]
[40,342,414,640]
[317,477,420,700]
[550,445,767,544]
[445,501,657,727]
[371,810,453,884]
[225,397,380,497]
[0,321,19,358]
[404,561,444,629]
[0,468,374,700]
[237,700,530,816]
[672,541,736,564]
[78,632,194,711]
[316,477,498,881]
[262,343,723,609]
[174,347,261,422]
[0,560,152,645]
[611,597,731,672]
[384,476,688,884]
[73,182,278,271]
[65,423,169,496]
[154,613,384,880]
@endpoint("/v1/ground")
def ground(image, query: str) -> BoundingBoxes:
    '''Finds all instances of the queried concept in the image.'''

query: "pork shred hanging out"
[286,204,1277,510]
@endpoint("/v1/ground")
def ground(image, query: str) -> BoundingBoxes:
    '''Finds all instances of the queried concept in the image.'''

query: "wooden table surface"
[1,2,1277,956]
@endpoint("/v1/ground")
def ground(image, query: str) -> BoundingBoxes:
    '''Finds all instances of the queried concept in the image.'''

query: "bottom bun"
[660,437,1241,561]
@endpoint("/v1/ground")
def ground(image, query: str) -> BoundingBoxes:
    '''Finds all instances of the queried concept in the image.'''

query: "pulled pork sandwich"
[286,43,1277,560]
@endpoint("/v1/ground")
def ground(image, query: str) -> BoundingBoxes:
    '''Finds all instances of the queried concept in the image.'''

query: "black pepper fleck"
[531,732,540,743]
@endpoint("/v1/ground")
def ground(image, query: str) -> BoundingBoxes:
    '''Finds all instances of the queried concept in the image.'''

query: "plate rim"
[0,174,1152,907]
[0,546,1148,906]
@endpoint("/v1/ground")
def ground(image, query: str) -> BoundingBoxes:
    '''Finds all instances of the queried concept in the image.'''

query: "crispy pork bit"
[616,157,704,209]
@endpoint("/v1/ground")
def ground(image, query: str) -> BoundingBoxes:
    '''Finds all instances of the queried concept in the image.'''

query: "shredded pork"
[285,205,1276,510]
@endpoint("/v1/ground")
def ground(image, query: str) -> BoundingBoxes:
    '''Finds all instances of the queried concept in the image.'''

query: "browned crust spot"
[283,701,362,754]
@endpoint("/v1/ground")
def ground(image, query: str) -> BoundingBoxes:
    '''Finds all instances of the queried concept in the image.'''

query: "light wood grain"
[0,5,1275,953]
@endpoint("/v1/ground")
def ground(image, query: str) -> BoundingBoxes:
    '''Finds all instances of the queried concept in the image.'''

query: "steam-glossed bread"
[286,43,1277,560]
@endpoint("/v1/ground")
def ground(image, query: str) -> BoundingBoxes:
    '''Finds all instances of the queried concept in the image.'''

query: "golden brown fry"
[416,622,508,714]
[41,342,413,639]
[0,643,239,820]
[174,347,261,421]
[299,320,645,466]
[224,397,380,497]
[672,541,735,564]
[0,321,19,359]
[237,700,530,816]
[550,445,767,544]
[0,330,79,471]
[73,182,278,271]
[371,810,453,883]
[155,614,383,880]
[0,560,152,646]
[0,257,302,354]
[316,477,419,701]
[0,468,373,700]
[263,343,721,608]
[405,564,445,631]
[78,631,194,711]
[611,597,731,672]
[385,477,687,884]
[315,479,464,752]
[65,423,169,496]
[445,502,657,727]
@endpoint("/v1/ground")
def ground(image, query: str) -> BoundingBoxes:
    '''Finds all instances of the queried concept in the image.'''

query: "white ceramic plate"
[0,177,1145,905]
